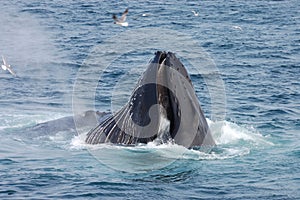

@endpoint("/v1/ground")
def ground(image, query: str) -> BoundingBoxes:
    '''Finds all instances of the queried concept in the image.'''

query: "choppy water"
[1,0,299,199]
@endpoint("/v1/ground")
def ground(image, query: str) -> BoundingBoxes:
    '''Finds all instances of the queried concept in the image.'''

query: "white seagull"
[192,10,199,16]
[232,25,243,31]
[113,8,129,27]
[1,56,17,77]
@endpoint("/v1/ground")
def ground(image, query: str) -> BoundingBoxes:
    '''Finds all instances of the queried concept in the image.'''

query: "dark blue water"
[1,0,299,199]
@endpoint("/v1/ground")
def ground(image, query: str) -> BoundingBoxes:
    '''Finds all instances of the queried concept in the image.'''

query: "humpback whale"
[29,110,108,135]
[85,51,215,148]
[28,110,107,137]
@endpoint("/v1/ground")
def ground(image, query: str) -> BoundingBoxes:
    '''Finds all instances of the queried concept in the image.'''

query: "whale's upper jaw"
[154,51,192,85]
[85,51,215,148]
[149,51,215,147]
[151,51,190,140]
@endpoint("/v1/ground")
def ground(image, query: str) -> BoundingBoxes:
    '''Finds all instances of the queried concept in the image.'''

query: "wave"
[68,119,273,173]
[0,112,272,173]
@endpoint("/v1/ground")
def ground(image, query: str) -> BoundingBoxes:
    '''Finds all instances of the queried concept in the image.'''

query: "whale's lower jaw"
[85,51,215,148]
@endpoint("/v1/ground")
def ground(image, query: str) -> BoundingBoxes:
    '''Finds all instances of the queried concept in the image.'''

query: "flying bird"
[192,10,199,16]
[232,25,243,31]
[113,8,129,27]
[1,56,17,77]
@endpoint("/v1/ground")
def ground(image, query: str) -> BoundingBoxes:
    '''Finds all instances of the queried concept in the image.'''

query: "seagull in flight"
[113,8,129,27]
[192,10,199,16]
[232,25,243,31]
[1,56,17,77]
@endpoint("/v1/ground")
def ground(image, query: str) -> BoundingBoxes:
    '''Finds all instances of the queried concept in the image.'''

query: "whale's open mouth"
[85,51,215,148]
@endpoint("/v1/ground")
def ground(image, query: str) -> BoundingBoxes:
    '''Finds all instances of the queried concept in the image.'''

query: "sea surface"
[0,0,299,199]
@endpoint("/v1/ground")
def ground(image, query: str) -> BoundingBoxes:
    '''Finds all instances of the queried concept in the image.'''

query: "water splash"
[208,119,273,146]
[68,119,272,172]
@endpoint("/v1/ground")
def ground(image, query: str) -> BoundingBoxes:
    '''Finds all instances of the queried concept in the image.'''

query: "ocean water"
[0,0,299,199]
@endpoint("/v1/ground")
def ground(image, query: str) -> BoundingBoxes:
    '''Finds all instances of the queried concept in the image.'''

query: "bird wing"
[2,56,6,66]
[119,8,128,22]
[7,66,17,77]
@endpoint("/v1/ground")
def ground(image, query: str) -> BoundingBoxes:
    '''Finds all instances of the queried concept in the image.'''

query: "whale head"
[85,51,215,149]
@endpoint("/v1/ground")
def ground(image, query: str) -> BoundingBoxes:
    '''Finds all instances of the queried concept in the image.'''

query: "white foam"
[70,133,89,150]
[207,119,273,146]
[68,119,273,163]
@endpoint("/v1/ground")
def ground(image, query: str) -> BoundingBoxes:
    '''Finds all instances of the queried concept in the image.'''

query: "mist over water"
[1,0,299,199]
